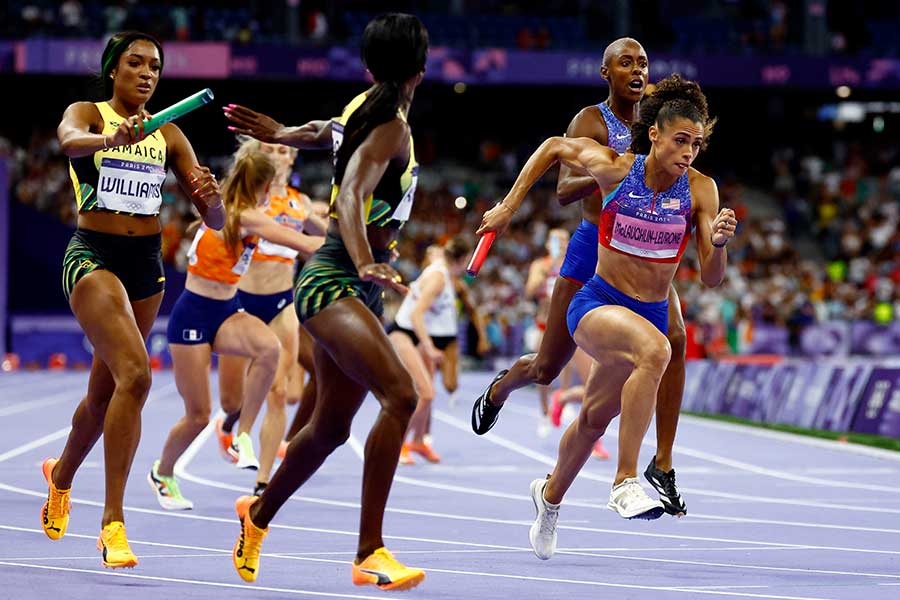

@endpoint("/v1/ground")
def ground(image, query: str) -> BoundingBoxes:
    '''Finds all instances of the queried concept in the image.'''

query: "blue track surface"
[1,370,899,599]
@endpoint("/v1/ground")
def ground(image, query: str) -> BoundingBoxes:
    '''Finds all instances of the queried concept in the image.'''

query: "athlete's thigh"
[304,298,411,399]
[269,306,300,381]
[69,270,150,374]
[571,347,593,384]
[213,312,280,358]
[296,321,316,372]
[307,342,368,433]
[573,305,670,367]
[666,284,686,349]
[84,291,163,402]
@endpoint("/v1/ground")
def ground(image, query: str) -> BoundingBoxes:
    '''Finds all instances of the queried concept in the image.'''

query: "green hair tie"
[101,38,126,78]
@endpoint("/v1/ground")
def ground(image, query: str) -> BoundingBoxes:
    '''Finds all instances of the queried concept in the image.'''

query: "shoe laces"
[155,466,185,499]
[654,467,679,499]
[539,506,558,536]
[104,523,130,552]
[47,487,70,518]
[618,479,647,507]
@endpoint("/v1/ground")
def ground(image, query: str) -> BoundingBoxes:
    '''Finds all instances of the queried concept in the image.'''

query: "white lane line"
[0,553,225,561]
[552,546,900,581]
[0,392,78,418]
[680,415,900,463]
[348,429,900,553]
[668,445,897,494]
[434,410,900,515]
[0,528,838,600]
[161,470,900,559]
[0,427,71,463]
[2,414,899,557]
[0,560,392,600]
[0,456,887,598]
[0,485,525,551]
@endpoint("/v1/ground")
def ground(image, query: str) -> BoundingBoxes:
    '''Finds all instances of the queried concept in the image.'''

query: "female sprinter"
[41,31,224,568]
[147,147,321,510]
[473,38,690,516]
[216,139,326,496]
[476,75,736,559]
[224,13,429,590]
[390,239,470,465]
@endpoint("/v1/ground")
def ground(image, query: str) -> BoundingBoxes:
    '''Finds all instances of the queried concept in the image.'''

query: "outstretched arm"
[476,136,618,235]
[223,104,332,150]
[692,174,736,287]
[240,209,324,259]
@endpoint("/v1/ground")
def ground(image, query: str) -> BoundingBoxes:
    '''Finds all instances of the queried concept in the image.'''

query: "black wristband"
[711,238,728,248]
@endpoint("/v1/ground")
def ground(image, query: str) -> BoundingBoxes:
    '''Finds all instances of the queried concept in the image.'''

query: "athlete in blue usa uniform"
[477,74,737,558]
[472,38,691,517]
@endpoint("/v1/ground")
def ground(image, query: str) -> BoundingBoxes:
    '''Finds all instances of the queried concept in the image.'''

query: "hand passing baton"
[466,231,497,277]
[137,88,215,136]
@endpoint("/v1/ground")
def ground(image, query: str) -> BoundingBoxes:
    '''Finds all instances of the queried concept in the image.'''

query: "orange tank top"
[187,225,259,284]
[254,187,309,263]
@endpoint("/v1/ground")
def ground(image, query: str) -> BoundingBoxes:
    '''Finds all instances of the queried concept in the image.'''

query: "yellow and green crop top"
[329,92,418,229]
[68,101,168,216]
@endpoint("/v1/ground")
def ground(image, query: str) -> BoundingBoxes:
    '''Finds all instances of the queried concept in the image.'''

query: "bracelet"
[102,135,109,150]
[498,203,515,215]
[711,238,727,248]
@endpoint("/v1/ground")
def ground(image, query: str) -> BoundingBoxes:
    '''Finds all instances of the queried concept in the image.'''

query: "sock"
[223,410,241,434]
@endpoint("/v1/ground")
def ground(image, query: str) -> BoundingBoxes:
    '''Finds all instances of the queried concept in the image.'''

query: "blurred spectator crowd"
[4,119,899,359]
[3,0,899,56]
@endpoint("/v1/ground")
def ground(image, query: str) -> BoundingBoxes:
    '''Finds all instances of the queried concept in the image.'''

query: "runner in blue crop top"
[471,38,695,519]
[476,75,737,555]
[472,39,646,419]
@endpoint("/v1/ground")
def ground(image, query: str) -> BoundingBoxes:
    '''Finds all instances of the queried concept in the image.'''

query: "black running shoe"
[644,456,687,516]
[471,369,509,435]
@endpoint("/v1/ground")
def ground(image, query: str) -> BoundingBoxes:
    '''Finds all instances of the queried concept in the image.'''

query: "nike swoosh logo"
[627,192,651,199]
[615,134,629,139]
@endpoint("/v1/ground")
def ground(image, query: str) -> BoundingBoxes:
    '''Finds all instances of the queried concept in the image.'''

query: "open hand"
[223,104,285,143]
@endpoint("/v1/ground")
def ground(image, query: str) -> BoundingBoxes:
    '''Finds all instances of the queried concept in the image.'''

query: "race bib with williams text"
[97,157,165,215]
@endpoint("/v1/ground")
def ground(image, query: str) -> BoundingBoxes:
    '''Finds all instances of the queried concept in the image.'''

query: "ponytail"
[334,13,428,181]
[219,145,275,255]
[335,80,403,181]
